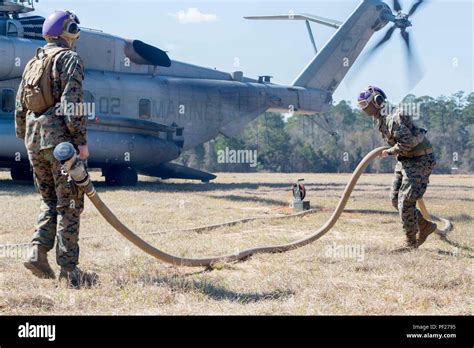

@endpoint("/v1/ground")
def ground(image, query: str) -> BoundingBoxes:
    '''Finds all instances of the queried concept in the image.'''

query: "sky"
[32,0,473,104]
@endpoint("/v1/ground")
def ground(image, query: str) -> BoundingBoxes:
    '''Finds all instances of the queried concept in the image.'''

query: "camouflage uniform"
[15,41,87,269]
[377,109,436,244]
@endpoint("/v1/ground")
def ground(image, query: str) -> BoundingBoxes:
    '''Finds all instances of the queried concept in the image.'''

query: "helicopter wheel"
[104,166,138,187]
[11,165,33,183]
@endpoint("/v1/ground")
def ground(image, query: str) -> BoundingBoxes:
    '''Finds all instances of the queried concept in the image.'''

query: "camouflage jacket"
[15,41,87,152]
[377,108,432,157]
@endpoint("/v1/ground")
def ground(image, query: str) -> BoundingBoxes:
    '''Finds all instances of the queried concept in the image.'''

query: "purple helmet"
[358,85,387,109]
[42,10,80,40]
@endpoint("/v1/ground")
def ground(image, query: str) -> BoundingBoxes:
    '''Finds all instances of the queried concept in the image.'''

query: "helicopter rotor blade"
[393,0,402,12]
[343,0,429,89]
[400,30,424,89]
[369,25,397,54]
[408,0,425,16]
[343,25,396,87]
[401,29,410,50]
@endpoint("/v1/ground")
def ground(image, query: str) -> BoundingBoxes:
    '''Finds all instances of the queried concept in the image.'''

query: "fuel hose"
[54,144,452,267]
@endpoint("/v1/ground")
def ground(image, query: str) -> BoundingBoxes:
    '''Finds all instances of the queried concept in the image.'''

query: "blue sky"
[34,0,473,104]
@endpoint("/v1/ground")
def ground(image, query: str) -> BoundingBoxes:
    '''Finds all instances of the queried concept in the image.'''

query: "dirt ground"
[0,171,472,315]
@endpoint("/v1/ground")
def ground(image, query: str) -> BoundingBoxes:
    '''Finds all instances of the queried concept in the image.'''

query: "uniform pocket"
[402,178,428,202]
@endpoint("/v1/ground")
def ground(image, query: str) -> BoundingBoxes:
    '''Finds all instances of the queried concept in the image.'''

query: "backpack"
[21,46,70,114]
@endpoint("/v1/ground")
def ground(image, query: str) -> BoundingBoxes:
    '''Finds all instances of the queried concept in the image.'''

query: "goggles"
[64,11,81,35]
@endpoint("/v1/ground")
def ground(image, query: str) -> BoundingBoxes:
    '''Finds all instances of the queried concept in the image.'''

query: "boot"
[391,232,418,253]
[59,266,99,289]
[417,215,437,247]
[23,245,55,279]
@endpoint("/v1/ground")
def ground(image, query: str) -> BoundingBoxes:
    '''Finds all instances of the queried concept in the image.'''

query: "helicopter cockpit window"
[1,89,15,114]
[139,99,151,120]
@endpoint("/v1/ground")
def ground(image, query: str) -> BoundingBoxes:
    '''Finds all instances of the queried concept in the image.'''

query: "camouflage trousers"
[390,153,436,239]
[28,148,84,269]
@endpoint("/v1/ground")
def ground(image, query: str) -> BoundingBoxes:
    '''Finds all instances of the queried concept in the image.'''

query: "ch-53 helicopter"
[0,0,424,186]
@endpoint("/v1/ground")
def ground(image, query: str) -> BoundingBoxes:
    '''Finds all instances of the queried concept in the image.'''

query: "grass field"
[0,171,472,315]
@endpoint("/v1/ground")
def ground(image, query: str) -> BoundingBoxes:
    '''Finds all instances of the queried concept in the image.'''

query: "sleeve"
[386,122,425,155]
[59,53,87,146]
[14,78,27,139]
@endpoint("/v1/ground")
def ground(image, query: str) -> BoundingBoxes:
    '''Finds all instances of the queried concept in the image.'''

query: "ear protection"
[373,93,386,109]
[358,86,387,110]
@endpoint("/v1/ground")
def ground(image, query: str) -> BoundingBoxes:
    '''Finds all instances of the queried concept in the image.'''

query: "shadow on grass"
[0,178,36,196]
[344,209,398,216]
[136,274,294,303]
[90,180,393,193]
[434,249,474,258]
[1,174,472,195]
[208,194,290,207]
[447,213,473,222]
[438,235,474,253]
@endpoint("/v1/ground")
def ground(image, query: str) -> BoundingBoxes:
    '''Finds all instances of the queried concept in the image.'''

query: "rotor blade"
[400,30,424,90]
[305,19,318,54]
[401,29,410,51]
[393,0,402,12]
[408,0,425,16]
[244,13,342,29]
[369,25,397,53]
[343,25,396,87]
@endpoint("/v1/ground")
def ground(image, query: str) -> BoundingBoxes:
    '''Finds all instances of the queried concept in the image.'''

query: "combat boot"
[59,266,99,289]
[23,245,55,279]
[417,215,437,247]
[391,232,418,253]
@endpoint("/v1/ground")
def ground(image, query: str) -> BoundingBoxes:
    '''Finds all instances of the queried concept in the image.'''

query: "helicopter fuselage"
[0,0,393,184]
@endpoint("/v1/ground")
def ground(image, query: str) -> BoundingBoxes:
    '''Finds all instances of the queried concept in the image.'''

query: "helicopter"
[0,0,425,186]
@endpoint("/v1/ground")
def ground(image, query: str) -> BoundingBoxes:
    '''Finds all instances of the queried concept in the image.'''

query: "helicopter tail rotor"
[371,0,426,89]
[348,0,427,91]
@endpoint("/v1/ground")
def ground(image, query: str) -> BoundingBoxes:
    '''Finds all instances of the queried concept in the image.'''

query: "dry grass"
[0,171,472,315]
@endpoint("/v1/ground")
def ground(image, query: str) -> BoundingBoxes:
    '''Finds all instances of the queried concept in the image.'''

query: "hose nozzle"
[53,142,90,187]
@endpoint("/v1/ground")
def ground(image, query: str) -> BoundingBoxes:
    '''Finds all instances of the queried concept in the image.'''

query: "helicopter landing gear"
[10,165,33,183]
[103,166,138,187]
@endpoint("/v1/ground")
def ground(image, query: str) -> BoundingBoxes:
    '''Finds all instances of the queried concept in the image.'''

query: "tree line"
[177,91,474,174]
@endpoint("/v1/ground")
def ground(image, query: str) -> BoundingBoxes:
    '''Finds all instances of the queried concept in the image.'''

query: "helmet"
[42,10,81,43]
[358,86,387,110]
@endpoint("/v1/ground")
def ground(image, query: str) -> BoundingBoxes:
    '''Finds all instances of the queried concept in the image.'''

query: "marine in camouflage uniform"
[358,86,438,249]
[16,10,97,287]
[378,108,437,247]
[16,40,86,269]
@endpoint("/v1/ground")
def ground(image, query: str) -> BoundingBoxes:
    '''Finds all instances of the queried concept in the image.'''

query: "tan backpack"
[21,46,70,114]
